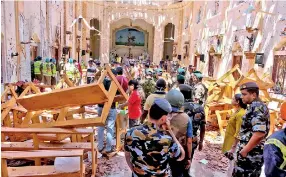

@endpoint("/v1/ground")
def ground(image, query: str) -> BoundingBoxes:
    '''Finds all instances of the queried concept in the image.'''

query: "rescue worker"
[193,71,208,106]
[263,102,286,177]
[50,58,57,86]
[166,89,193,177]
[43,58,52,85]
[34,56,43,82]
[141,79,167,123]
[232,82,270,177]
[65,58,76,82]
[124,98,185,176]
[86,60,96,84]
[81,59,86,70]
[140,68,156,100]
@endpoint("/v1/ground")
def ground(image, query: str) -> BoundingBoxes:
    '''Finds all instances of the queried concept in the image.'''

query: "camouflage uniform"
[124,121,181,177]
[184,102,206,160]
[232,99,270,177]
[193,82,208,106]
[140,78,156,100]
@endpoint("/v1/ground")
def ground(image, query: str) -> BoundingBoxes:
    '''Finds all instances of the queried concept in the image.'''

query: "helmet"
[156,68,163,75]
[68,58,73,63]
[145,68,153,75]
[184,102,204,119]
[156,79,166,90]
[178,68,186,76]
[95,60,101,66]
[165,89,185,112]
[45,58,50,62]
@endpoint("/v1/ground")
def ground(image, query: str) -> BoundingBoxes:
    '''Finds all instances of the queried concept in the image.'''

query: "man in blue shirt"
[166,89,193,177]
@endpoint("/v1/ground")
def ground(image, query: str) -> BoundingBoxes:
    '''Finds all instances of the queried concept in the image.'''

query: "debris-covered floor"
[84,125,230,177]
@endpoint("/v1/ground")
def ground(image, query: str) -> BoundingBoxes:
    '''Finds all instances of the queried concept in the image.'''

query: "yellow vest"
[51,63,57,77]
[43,63,52,76]
[66,64,75,79]
[34,61,42,75]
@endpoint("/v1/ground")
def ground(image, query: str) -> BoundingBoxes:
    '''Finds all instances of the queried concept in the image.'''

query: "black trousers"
[169,146,191,177]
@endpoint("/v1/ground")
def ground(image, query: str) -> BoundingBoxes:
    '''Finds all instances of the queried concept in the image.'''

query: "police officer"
[263,102,286,177]
[34,56,43,82]
[232,82,270,177]
[193,71,208,106]
[140,68,156,100]
[124,98,185,176]
[166,89,193,177]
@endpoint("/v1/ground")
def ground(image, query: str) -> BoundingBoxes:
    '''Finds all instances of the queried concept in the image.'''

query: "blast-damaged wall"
[189,1,286,78]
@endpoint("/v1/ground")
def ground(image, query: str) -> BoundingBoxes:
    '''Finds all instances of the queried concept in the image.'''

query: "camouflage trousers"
[232,145,264,177]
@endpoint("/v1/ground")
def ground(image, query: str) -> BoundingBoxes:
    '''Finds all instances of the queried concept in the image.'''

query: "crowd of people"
[31,55,285,177]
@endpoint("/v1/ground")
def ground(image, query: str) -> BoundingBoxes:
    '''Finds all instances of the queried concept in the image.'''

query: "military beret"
[177,74,185,81]
[178,68,186,75]
[193,71,203,78]
[154,98,172,113]
[240,82,259,90]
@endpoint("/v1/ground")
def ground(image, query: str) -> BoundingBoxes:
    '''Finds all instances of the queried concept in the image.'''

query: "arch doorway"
[163,23,175,61]
[90,18,100,59]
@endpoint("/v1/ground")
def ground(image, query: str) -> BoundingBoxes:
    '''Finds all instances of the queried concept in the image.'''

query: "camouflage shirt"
[140,78,156,99]
[193,82,208,106]
[238,99,270,146]
[233,99,270,176]
[124,122,181,177]
[183,102,206,137]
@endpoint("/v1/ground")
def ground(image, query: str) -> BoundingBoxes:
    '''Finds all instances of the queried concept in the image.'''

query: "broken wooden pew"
[1,150,85,177]
[1,127,97,177]
[16,65,128,128]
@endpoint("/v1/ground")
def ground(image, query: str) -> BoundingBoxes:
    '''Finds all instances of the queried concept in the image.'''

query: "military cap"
[178,68,186,76]
[156,68,163,74]
[145,68,153,75]
[240,82,259,90]
[193,71,203,78]
[95,60,101,65]
[153,98,172,113]
[177,74,185,81]
[166,89,185,112]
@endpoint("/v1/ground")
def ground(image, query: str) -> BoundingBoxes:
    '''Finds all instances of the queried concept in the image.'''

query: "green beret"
[193,71,203,78]
[177,74,185,81]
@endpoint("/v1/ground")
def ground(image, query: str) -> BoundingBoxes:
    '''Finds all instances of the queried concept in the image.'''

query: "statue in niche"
[127,32,136,46]
[217,37,222,53]
[246,33,256,52]
[197,7,201,24]
[214,1,219,15]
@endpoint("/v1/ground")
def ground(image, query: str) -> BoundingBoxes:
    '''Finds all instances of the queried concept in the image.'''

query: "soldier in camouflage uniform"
[124,98,185,177]
[180,85,206,162]
[193,71,208,106]
[140,68,156,100]
[232,82,270,177]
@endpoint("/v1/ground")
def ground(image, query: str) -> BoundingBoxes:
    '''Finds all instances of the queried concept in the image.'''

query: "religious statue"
[127,32,136,46]
[246,33,255,51]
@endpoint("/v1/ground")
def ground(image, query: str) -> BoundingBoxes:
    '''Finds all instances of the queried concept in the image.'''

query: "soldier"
[181,86,206,163]
[193,71,208,106]
[166,89,193,177]
[232,82,270,177]
[124,98,185,176]
[140,68,156,100]
[141,79,167,123]
[263,102,286,177]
